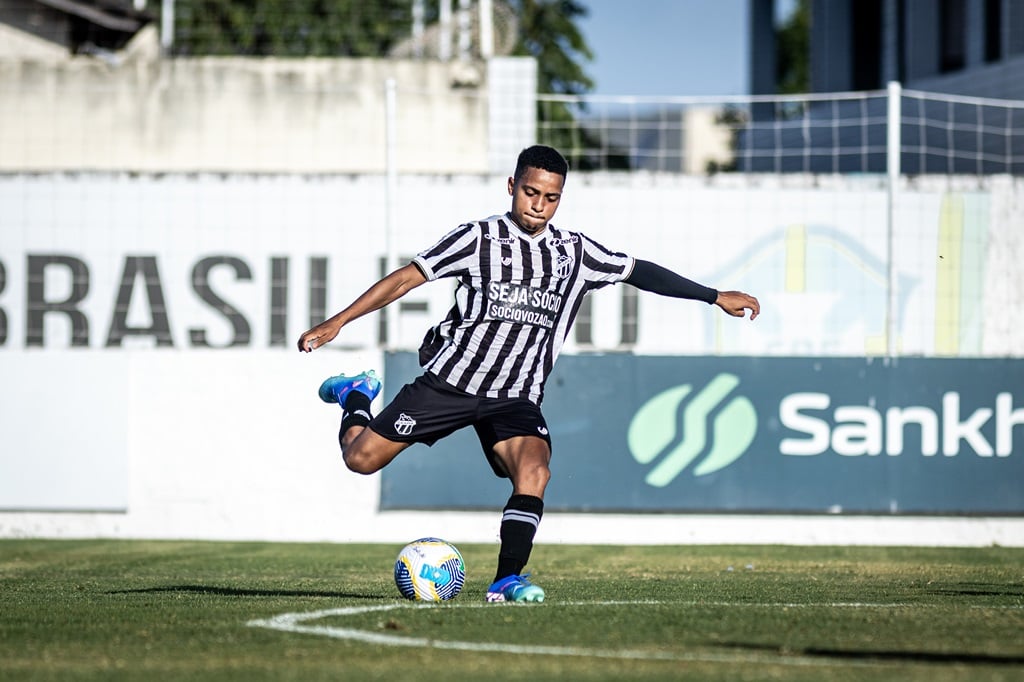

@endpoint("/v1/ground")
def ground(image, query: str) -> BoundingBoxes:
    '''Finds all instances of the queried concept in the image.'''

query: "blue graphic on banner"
[380,353,1024,514]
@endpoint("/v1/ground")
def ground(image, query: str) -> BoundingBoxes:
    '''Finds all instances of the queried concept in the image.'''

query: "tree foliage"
[775,0,810,94]
[510,0,593,95]
[171,0,598,84]
[508,1,625,170]
[172,0,413,56]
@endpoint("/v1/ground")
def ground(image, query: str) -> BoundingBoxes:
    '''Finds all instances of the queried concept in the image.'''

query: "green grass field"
[1,540,1022,681]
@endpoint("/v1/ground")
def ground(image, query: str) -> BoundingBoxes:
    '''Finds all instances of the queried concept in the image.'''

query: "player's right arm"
[297,263,428,352]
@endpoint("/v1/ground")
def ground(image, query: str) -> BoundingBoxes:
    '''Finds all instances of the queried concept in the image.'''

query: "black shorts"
[368,372,551,478]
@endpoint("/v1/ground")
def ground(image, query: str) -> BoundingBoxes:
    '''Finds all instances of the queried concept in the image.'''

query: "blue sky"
[577,0,752,96]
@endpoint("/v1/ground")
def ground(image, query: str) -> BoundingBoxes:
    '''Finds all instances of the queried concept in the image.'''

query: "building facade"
[751,0,1024,99]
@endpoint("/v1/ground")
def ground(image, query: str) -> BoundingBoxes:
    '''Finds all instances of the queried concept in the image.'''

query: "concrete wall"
[0,23,67,60]
[0,50,535,173]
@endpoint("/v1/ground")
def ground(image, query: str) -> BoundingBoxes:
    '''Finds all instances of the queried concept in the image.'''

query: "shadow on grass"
[110,585,390,600]
[720,641,1024,666]
[924,582,1024,599]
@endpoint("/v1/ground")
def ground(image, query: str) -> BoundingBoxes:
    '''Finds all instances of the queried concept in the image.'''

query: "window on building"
[850,0,883,90]
[940,0,967,72]
[985,0,1002,61]
[620,286,638,347]
[574,296,593,345]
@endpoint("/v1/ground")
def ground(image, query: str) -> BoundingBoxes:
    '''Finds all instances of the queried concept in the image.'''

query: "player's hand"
[715,291,760,320]
[297,322,340,352]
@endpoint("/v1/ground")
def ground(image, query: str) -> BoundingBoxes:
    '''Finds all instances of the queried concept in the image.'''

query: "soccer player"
[298,145,759,603]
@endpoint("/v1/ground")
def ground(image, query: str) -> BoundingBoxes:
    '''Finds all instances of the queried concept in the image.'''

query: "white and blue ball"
[393,537,466,602]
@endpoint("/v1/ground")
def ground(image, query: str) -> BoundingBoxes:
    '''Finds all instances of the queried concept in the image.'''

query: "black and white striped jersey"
[412,212,635,404]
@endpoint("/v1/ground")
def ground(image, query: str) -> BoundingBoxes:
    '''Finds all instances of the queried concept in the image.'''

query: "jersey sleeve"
[578,234,635,289]
[412,223,480,281]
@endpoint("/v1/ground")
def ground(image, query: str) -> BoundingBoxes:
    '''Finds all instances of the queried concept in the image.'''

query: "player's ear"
[507,176,515,195]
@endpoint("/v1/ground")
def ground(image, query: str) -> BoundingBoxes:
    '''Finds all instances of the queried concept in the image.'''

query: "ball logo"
[419,563,452,586]
[627,374,757,486]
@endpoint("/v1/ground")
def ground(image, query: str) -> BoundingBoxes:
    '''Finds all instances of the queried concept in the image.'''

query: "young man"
[298,145,759,603]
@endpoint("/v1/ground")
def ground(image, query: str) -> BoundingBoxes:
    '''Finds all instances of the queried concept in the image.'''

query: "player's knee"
[342,443,382,475]
[515,460,551,494]
[343,452,377,475]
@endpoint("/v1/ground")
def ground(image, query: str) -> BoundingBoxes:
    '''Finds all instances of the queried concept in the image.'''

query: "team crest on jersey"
[553,254,574,278]
[485,234,517,245]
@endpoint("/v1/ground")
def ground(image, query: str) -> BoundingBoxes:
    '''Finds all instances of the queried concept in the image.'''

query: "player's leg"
[475,399,552,603]
[493,434,551,566]
[330,371,478,475]
[494,435,552,498]
[318,370,409,474]
[341,426,410,474]
[487,435,550,602]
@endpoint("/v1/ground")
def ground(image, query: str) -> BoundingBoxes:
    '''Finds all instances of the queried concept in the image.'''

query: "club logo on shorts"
[395,413,417,436]
[537,426,549,435]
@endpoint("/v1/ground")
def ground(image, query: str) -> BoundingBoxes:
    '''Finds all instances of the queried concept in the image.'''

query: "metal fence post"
[160,0,174,52]
[886,81,901,359]
[384,78,399,349]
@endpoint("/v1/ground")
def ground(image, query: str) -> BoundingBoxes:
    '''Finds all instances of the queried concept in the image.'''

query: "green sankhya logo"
[628,374,757,486]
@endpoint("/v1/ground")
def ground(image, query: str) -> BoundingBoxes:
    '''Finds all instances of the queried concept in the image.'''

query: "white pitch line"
[675,601,1024,610]
[248,600,1023,667]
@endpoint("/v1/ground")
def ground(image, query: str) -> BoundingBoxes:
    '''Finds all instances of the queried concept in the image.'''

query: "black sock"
[339,391,373,441]
[494,494,544,582]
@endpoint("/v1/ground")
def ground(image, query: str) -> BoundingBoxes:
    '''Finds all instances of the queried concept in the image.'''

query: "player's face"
[508,167,564,235]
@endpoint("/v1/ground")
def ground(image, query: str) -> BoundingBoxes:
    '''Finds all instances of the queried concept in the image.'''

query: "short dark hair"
[513,145,569,182]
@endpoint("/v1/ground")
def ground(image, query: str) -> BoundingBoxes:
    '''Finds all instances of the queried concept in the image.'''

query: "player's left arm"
[625,259,759,320]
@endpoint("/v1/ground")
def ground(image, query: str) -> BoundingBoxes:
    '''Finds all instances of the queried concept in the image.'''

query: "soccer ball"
[393,537,466,602]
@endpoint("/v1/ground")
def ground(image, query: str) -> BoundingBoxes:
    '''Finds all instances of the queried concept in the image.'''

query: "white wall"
[4,172,1023,356]
[1,346,1019,547]
[1,172,1023,546]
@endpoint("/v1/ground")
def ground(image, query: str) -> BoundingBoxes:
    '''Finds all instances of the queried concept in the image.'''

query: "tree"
[510,0,593,96]
[172,0,413,56]
[775,0,810,94]
[510,0,629,170]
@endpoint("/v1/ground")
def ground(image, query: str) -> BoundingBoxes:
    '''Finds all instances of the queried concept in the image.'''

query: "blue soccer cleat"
[486,573,545,603]
[318,370,382,406]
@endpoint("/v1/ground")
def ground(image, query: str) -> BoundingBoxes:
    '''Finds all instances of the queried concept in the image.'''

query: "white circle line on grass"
[247,600,1004,668]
